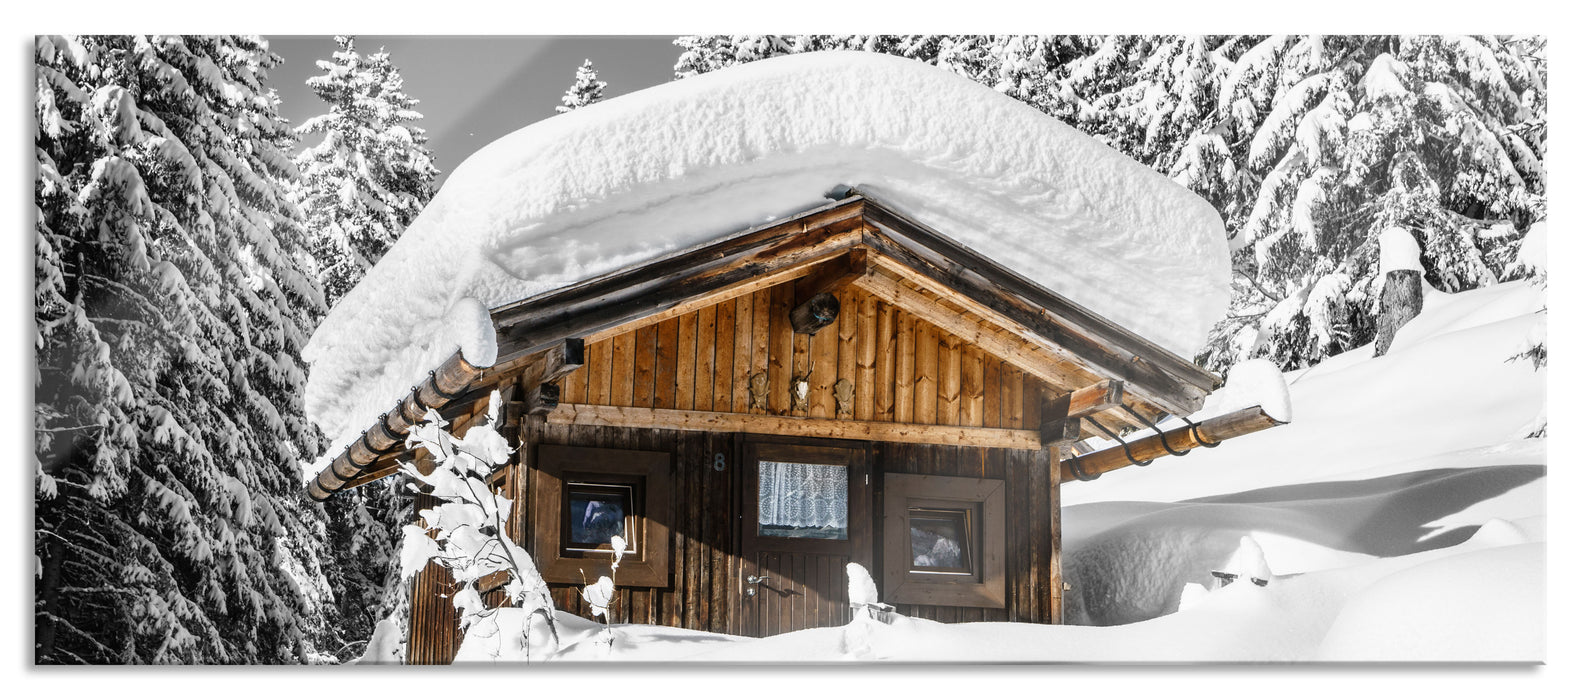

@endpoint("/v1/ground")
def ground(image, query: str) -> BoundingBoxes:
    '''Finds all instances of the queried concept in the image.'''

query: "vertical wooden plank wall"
[555,280,1045,434]
[546,279,1055,625]
[405,279,1060,661]
[513,419,736,635]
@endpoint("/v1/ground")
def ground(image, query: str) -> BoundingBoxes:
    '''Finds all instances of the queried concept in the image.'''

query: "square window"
[566,483,637,551]
[908,508,973,574]
[532,445,671,589]
[882,474,1005,608]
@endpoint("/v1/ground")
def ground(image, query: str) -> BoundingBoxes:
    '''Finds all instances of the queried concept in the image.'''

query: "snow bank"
[1314,542,1543,661]
[302,50,1231,446]
[1065,281,1546,506]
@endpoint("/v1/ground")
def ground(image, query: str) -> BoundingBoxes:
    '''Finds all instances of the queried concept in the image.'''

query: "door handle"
[746,574,770,598]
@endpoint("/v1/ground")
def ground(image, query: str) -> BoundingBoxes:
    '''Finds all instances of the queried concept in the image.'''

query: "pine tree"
[556,59,608,113]
[34,35,336,664]
[291,36,439,309]
[287,36,439,654]
[672,34,1087,109]
[1194,36,1545,370]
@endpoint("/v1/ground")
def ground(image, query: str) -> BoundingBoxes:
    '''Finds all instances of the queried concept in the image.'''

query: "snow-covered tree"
[1137,36,1544,370]
[674,34,1087,106]
[555,59,607,113]
[291,36,438,308]
[34,35,336,663]
[288,37,440,653]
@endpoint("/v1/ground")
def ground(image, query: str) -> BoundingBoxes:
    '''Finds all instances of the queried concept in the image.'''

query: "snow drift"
[301,50,1231,449]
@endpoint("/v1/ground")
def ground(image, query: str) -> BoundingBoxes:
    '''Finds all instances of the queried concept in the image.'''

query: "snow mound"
[1314,543,1543,661]
[1379,225,1424,273]
[846,562,878,606]
[1514,220,1546,276]
[302,50,1231,446]
[353,617,404,664]
[1220,535,1272,581]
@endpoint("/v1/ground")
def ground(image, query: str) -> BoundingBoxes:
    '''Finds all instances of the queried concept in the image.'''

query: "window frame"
[742,440,869,557]
[882,473,1006,608]
[532,444,671,588]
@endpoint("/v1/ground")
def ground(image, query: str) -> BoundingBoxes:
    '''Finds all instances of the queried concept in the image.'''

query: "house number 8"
[713,453,726,472]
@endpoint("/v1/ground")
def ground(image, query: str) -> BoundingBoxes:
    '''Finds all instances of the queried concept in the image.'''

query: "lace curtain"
[758,461,847,529]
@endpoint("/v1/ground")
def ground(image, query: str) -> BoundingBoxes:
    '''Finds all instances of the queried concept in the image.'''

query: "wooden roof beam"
[794,247,869,305]
[492,223,865,367]
[546,403,1042,450]
[1041,380,1123,456]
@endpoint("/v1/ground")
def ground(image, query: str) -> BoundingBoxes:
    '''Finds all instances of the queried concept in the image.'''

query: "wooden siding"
[555,281,1046,432]
[873,443,1057,625]
[512,419,738,633]
[407,279,1063,663]
[407,430,1058,663]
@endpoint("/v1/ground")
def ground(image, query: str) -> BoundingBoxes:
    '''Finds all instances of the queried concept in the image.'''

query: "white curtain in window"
[758,461,847,528]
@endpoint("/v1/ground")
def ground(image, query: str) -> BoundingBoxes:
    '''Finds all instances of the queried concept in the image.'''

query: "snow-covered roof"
[303,51,1232,448]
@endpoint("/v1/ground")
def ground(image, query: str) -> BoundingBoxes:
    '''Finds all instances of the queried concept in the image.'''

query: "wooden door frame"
[732,433,874,637]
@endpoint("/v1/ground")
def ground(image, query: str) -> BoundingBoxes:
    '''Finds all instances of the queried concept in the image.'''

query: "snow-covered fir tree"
[556,59,607,113]
[674,34,1087,104]
[1177,36,1547,371]
[291,36,438,309]
[288,36,439,653]
[673,34,1546,372]
[34,35,337,664]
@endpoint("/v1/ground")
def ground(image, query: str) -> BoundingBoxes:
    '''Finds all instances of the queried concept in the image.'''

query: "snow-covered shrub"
[397,394,559,661]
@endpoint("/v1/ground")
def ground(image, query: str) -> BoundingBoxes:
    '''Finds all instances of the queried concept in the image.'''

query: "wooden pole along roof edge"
[1059,405,1286,483]
[306,349,484,501]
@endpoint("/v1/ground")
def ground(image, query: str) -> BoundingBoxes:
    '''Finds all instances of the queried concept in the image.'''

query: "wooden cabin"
[305,191,1284,664]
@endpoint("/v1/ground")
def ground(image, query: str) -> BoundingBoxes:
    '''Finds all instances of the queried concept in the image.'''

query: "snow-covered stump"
[841,563,894,659]
[1375,227,1425,356]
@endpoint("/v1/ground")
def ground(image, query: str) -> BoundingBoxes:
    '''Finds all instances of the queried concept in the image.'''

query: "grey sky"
[267,35,682,184]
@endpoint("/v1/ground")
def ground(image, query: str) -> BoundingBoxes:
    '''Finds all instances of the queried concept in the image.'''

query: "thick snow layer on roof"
[302,51,1231,445]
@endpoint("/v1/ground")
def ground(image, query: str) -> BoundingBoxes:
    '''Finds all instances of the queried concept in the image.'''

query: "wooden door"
[737,437,872,637]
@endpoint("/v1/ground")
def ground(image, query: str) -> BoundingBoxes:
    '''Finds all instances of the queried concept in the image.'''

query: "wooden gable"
[549,279,1053,446]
